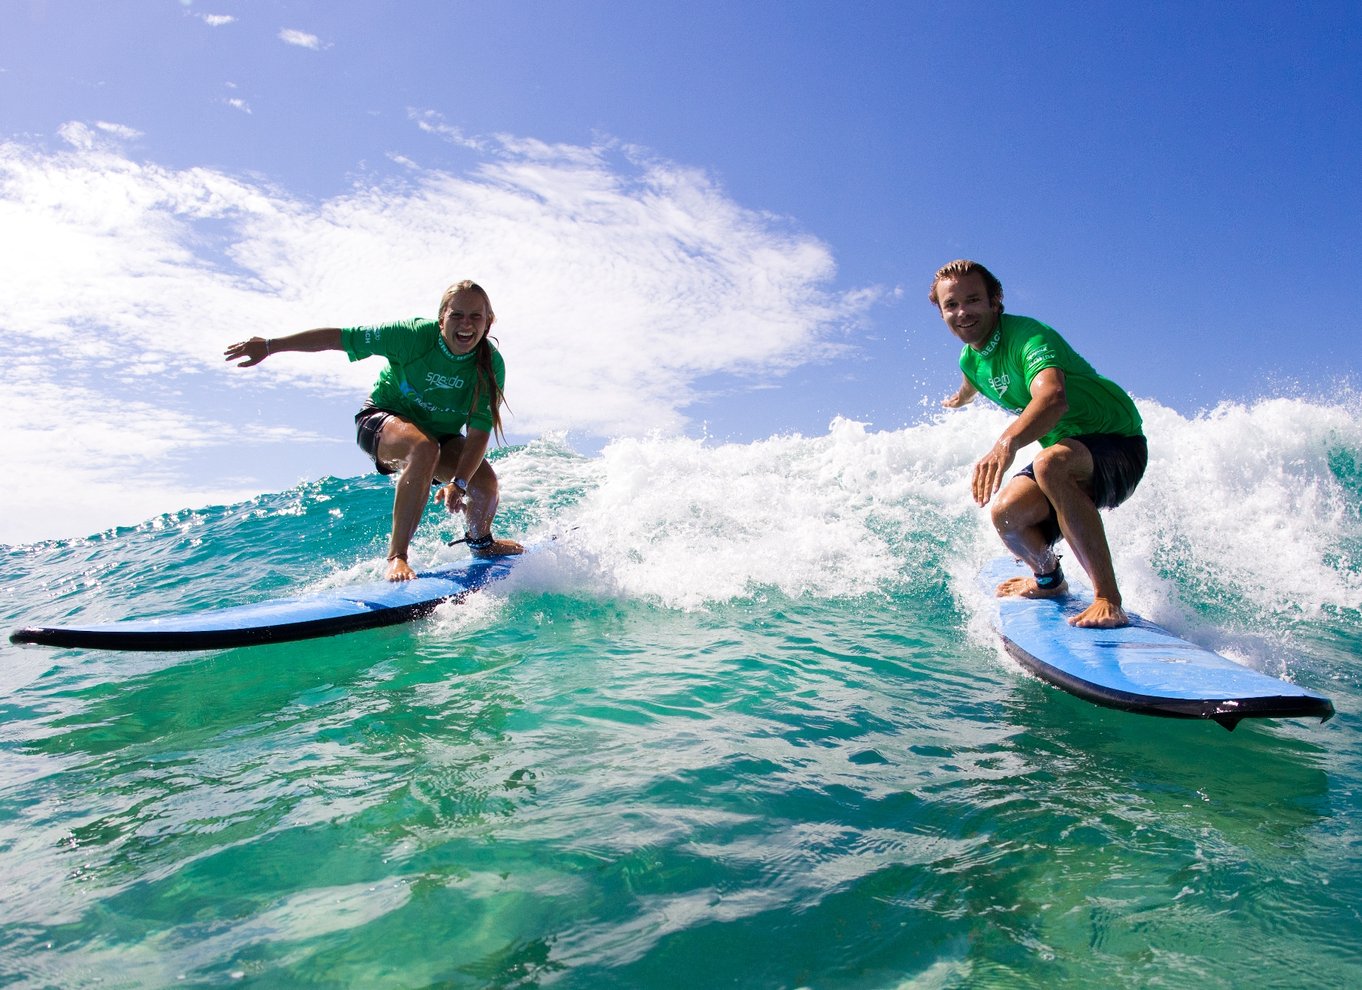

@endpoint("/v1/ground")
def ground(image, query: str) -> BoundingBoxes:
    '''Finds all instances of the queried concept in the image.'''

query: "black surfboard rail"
[980,556,1337,731]
[1000,636,1337,731]
[9,593,466,653]
[8,552,525,653]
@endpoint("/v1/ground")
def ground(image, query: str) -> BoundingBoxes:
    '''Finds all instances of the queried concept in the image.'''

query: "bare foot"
[386,557,418,581]
[471,538,524,559]
[1069,598,1128,628]
[995,575,1069,600]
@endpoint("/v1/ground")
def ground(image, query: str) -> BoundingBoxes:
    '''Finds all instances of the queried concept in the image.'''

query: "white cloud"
[409,110,486,152]
[0,123,876,542]
[96,121,144,141]
[56,120,144,150]
[199,14,235,27]
[278,28,325,50]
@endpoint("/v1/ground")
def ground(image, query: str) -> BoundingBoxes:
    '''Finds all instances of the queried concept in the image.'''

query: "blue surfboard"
[978,557,1335,730]
[9,551,529,653]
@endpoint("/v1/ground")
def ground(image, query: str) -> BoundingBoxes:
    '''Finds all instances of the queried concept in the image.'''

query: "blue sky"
[2,0,1359,543]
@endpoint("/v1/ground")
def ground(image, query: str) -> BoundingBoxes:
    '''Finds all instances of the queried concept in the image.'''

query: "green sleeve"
[1017,326,1077,386]
[340,319,424,363]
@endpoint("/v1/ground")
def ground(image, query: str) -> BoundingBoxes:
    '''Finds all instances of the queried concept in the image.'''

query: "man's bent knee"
[991,478,1047,531]
[1030,444,1091,495]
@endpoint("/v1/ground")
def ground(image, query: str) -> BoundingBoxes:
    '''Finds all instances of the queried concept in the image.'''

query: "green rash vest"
[959,313,1142,447]
[340,318,504,437]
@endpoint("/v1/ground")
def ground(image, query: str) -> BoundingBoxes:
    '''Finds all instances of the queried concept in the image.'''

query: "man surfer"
[225,280,523,582]
[933,260,1147,628]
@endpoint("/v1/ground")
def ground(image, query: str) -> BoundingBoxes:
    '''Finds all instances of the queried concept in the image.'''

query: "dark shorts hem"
[1017,433,1148,546]
[354,403,460,477]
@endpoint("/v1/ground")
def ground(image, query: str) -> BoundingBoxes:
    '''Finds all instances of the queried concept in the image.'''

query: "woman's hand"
[224,328,342,366]
[224,337,271,367]
[435,483,467,514]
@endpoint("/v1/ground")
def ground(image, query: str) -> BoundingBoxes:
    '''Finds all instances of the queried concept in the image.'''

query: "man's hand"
[970,437,1016,506]
[942,375,978,409]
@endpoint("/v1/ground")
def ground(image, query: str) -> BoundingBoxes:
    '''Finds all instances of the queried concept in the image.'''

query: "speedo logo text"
[425,372,466,390]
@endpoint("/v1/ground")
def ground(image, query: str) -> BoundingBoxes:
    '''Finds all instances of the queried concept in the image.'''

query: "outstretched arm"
[942,375,979,408]
[224,328,343,367]
[970,367,1069,506]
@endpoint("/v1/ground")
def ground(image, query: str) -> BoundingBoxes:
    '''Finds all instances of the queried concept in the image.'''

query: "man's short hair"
[929,259,1004,312]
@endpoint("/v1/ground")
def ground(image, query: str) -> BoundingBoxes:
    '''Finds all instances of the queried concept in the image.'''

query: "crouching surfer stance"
[932,260,1146,628]
[225,280,523,581]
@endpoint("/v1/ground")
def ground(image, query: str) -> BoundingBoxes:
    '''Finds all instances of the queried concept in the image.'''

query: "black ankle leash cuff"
[1034,563,1064,590]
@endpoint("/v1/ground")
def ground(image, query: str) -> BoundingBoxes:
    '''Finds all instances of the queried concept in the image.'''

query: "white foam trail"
[528,418,986,609]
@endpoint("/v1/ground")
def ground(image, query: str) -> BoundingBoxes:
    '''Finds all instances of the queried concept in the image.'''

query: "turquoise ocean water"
[2,397,1360,989]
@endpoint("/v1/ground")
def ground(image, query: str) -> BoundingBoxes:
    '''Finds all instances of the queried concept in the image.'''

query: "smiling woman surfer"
[224,280,523,581]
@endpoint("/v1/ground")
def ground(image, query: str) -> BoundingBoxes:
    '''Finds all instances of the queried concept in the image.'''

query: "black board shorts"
[1018,433,1148,546]
[354,403,459,477]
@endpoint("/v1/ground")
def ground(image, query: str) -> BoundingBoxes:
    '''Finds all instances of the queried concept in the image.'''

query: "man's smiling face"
[934,271,1001,350]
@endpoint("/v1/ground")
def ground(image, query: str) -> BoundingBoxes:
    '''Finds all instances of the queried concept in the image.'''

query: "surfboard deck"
[978,557,1335,731]
[9,551,528,652]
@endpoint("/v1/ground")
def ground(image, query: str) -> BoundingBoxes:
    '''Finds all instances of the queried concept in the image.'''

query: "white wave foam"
[476,398,1362,626]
